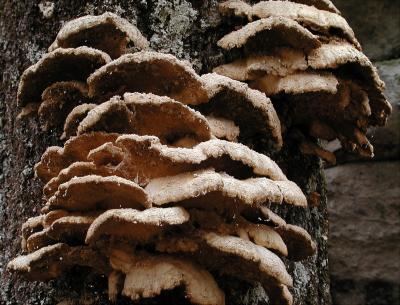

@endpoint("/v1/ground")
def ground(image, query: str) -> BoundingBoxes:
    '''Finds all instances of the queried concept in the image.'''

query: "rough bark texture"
[0,1,329,304]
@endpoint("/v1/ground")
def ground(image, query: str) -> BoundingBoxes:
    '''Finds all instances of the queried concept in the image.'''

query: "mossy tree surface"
[0,1,330,304]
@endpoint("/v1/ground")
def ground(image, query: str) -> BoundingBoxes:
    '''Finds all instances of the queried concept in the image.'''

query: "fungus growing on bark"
[38,134,288,198]
[48,12,149,59]
[65,93,212,146]
[38,81,89,131]
[35,132,119,182]
[221,1,359,47]
[7,243,109,281]
[44,175,150,212]
[85,207,189,244]
[17,47,110,111]
[9,12,319,305]
[87,51,209,105]
[215,0,391,160]
[219,0,340,16]
[200,73,283,150]
[109,249,225,305]
[62,103,97,139]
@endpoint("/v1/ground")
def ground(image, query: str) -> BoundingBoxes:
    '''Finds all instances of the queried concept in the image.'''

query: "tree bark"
[0,1,331,304]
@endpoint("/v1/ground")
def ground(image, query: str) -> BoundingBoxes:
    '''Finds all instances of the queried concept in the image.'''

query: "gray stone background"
[327,1,400,304]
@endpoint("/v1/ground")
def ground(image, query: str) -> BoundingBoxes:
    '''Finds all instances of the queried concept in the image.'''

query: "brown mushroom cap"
[200,73,283,149]
[21,215,45,242]
[259,207,316,261]
[38,81,89,131]
[43,162,115,199]
[188,210,288,257]
[25,212,99,251]
[289,0,340,14]
[275,224,316,261]
[44,175,150,212]
[62,103,97,139]
[25,230,55,252]
[72,93,212,146]
[85,207,190,244]
[101,134,287,180]
[156,231,293,288]
[109,250,225,305]
[49,12,149,59]
[217,17,320,53]
[250,1,359,48]
[35,132,119,182]
[308,42,392,125]
[145,169,307,211]
[213,48,307,81]
[87,51,208,105]
[17,47,110,107]
[219,0,340,16]
[7,243,110,281]
[43,134,288,199]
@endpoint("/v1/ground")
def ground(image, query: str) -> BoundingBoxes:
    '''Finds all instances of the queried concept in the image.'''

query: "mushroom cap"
[219,0,340,16]
[49,12,149,59]
[41,134,289,199]
[276,224,317,261]
[72,93,212,146]
[156,231,293,287]
[308,42,391,125]
[87,51,208,105]
[43,162,115,199]
[217,17,320,53]
[21,215,45,242]
[188,210,288,257]
[17,47,110,106]
[213,48,307,80]
[289,0,340,14]
[109,250,225,305]
[86,207,190,244]
[7,243,109,281]
[250,1,359,48]
[219,0,252,18]
[104,134,287,180]
[62,103,97,139]
[25,212,99,252]
[43,134,289,199]
[145,169,307,211]
[259,207,316,260]
[35,132,119,182]
[25,230,54,252]
[203,232,293,285]
[38,81,89,131]
[200,73,283,149]
[44,175,150,212]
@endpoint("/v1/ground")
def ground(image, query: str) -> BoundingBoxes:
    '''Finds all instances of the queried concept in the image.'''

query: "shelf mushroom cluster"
[214,0,392,163]
[9,12,316,305]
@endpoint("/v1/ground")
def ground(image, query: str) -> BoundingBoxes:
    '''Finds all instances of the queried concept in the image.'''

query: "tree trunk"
[0,1,330,304]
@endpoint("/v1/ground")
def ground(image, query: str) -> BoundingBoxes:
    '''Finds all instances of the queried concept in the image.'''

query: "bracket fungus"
[215,0,392,162]
[17,47,110,114]
[9,12,319,305]
[48,12,149,59]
